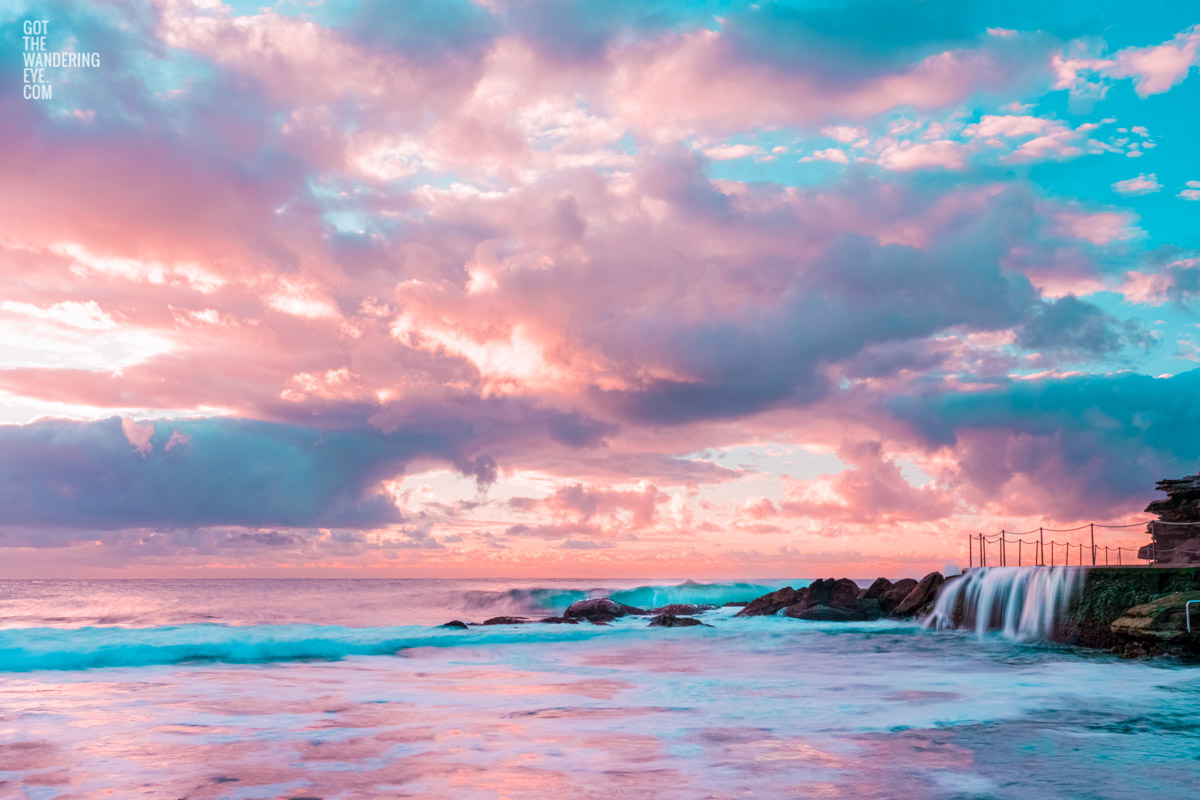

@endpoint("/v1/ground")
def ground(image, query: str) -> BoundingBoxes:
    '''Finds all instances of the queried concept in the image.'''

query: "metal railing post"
[1039,527,1045,566]
[1090,523,1095,566]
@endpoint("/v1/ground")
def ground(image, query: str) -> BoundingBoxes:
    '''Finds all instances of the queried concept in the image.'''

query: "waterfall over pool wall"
[925,567,1085,641]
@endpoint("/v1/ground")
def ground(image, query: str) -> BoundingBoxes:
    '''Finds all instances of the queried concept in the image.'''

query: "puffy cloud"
[1107,25,1200,97]
[1050,209,1139,245]
[893,370,1200,519]
[1015,295,1151,360]
[802,148,850,164]
[0,0,1194,573]
[1111,173,1162,196]
[778,440,957,525]
[1053,25,1200,100]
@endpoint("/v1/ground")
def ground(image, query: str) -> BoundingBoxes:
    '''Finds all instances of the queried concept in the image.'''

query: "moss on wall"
[1068,567,1200,649]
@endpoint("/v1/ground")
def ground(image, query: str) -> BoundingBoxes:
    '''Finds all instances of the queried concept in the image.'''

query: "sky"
[1,0,1199,578]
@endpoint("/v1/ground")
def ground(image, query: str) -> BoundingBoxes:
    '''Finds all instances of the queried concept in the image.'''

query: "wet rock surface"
[892,573,945,618]
[482,616,529,625]
[1110,591,1200,642]
[439,620,469,630]
[647,603,717,616]
[734,587,800,617]
[647,613,711,628]
[862,577,895,600]
[879,579,918,615]
[782,578,876,621]
[785,604,867,622]
[736,574,952,625]
[564,598,647,620]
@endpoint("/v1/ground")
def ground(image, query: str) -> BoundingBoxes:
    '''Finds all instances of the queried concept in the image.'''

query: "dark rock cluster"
[438,575,956,634]
[736,573,946,621]
[647,613,711,628]
[563,597,647,622]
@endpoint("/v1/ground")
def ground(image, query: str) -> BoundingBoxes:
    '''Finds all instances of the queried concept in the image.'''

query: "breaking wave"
[0,623,611,673]
[456,581,781,617]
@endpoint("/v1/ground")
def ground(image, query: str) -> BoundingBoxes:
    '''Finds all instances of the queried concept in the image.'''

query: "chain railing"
[967,520,1193,568]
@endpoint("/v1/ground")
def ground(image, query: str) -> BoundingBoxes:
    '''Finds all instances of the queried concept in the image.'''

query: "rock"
[647,603,716,616]
[892,572,945,618]
[785,604,867,622]
[1141,474,1200,563]
[647,613,711,628]
[802,578,860,609]
[862,577,894,600]
[857,597,883,620]
[783,578,859,617]
[723,601,749,607]
[1110,591,1200,642]
[830,579,860,609]
[563,597,646,620]
[879,579,918,615]
[482,616,529,625]
[439,620,469,630]
[538,616,578,624]
[734,587,800,617]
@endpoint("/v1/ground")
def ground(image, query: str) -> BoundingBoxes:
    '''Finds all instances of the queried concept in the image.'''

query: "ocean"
[0,578,1197,799]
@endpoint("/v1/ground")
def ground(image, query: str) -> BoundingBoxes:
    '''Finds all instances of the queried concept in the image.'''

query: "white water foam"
[925,567,1085,641]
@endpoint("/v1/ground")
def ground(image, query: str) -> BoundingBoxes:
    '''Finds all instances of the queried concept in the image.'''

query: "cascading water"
[924,567,1085,641]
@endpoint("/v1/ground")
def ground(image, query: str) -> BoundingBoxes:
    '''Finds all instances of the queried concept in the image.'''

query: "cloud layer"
[1,0,1198,576]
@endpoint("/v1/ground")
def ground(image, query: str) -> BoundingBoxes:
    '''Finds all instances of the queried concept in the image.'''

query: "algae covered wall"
[1068,567,1200,649]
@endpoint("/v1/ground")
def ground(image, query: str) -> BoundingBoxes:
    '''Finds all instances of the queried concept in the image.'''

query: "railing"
[967,520,1194,568]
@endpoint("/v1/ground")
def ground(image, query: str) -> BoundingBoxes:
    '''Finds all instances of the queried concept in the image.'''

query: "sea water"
[0,578,1197,799]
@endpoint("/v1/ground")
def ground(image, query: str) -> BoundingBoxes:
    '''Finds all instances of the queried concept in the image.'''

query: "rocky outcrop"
[563,597,646,621]
[439,620,469,630]
[482,616,529,625]
[647,604,716,616]
[1141,475,1200,564]
[786,604,868,622]
[647,613,711,628]
[538,616,578,624]
[892,572,945,618]
[734,586,800,617]
[1061,566,1200,650]
[862,578,894,600]
[878,579,918,615]
[783,578,872,621]
[1110,591,1200,642]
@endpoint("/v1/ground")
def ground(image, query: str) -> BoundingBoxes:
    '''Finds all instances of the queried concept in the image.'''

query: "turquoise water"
[0,579,1197,798]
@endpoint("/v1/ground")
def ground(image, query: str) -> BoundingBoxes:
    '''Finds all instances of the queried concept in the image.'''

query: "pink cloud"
[1111,173,1162,196]
[610,31,1024,135]
[1054,26,1200,100]
[802,148,850,164]
[1051,209,1139,245]
[967,114,1054,138]
[874,139,966,171]
[1108,26,1200,97]
[164,429,191,452]
[777,441,956,526]
[702,143,764,161]
[121,418,155,457]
